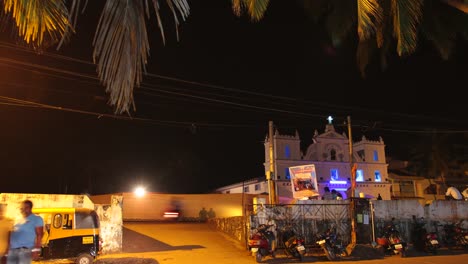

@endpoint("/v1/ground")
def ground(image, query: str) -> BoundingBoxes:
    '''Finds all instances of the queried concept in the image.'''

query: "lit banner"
[289,164,319,199]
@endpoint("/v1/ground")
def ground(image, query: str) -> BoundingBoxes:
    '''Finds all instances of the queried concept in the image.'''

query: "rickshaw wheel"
[76,253,94,264]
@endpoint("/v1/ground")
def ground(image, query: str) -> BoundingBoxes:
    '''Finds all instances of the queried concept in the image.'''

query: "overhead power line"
[0,43,466,133]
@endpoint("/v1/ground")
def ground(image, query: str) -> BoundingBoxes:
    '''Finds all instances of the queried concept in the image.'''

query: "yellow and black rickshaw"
[32,207,102,264]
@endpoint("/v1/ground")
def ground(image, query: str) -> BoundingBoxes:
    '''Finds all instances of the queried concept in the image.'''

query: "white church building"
[216,118,392,202]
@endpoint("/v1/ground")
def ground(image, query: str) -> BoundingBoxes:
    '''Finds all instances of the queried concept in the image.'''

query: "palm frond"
[443,0,468,13]
[356,0,382,41]
[232,0,243,17]
[326,0,357,47]
[93,0,150,114]
[422,0,468,60]
[3,0,71,48]
[57,0,88,50]
[155,0,190,41]
[356,38,377,78]
[231,0,270,22]
[391,0,423,56]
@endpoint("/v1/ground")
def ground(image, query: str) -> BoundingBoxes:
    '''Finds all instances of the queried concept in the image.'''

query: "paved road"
[95,222,468,264]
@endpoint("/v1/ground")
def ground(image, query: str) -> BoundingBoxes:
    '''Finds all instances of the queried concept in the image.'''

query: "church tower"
[264,129,301,180]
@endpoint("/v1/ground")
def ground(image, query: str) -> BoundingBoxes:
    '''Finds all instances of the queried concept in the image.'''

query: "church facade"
[216,118,392,201]
[265,118,391,201]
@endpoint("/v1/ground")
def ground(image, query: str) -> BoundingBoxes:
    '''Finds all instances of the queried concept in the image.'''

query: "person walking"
[0,204,13,264]
[7,200,44,264]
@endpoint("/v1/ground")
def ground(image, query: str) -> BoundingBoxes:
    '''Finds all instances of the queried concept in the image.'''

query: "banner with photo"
[289,164,319,199]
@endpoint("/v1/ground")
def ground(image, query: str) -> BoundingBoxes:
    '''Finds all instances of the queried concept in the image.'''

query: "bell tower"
[264,129,302,180]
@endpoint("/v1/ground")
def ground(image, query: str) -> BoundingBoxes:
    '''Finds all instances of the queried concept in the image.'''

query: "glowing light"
[134,187,146,197]
[327,116,333,124]
[329,180,347,184]
[163,212,179,218]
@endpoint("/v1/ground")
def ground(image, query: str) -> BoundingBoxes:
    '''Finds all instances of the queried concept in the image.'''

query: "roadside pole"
[346,116,357,255]
[267,121,277,205]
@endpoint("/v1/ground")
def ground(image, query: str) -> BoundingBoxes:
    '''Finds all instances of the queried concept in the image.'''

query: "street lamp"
[134,186,146,197]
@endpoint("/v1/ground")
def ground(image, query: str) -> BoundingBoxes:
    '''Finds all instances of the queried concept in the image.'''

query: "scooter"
[248,224,276,263]
[279,225,306,261]
[376,219,407,257]
[316,226,346,261]
[411,216,439,254]
[442,221,468,250]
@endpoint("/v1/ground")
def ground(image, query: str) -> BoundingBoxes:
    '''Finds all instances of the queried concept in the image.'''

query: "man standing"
[7,200,43,264]
[0,204,13,264]
[322,187,333,200]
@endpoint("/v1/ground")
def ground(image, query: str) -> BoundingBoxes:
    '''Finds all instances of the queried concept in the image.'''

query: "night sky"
[0,1,467,195]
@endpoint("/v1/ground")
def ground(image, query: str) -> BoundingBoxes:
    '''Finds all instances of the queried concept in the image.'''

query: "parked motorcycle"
[376,219,408,257]
[411,216,439,254]
[316,226,347,261]
[279,224,306,261]
[442,221,468,250]
[248,224,276,263]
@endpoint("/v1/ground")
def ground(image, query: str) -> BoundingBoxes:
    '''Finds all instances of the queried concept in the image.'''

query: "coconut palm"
[1,0,190,114]
[0,0,467,113]
[298,0,468,77]
[407,132,455,187]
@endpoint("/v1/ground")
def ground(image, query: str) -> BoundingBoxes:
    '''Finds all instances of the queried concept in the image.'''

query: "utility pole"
[267,121,277,205]
[346,115,357,255]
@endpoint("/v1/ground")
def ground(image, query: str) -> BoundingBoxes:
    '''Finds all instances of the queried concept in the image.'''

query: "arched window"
[330,149,336,160]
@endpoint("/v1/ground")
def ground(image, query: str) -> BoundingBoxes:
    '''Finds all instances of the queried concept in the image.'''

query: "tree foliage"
[1,0,467,114]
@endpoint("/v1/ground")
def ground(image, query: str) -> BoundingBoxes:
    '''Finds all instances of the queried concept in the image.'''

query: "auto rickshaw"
[32,207,102,264]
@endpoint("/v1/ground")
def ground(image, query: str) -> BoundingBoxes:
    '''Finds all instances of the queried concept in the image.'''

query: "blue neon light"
[329,180,348,184]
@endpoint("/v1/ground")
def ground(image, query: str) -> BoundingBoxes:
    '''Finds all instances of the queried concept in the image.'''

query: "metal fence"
[246,201,351,249]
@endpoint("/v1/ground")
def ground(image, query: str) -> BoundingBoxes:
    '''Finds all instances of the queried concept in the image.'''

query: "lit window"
[356,170,364,182]
[330,169,339,181]
[285,168,291,180]
[373,150,379,161]
[375,171,381,182]
[285,145,291,158]
[244,186,249,192]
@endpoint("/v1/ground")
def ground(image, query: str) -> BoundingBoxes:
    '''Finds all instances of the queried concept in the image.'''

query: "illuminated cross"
[327,116,333,124]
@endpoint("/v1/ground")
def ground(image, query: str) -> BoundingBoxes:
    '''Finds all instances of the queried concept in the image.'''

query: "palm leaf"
[232,0,270,22]
[443,0,468,13]
[357,0,382,41]
[422,0,468,59]
[2,0,71,48]
[155,0,190,41]
[93,0,150,114]
[391,0,423,56]
[356,38,377,78]
[326,0,357,47]
[232,0,243,17]
[57,0,88,50]
[93,0,189,114]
